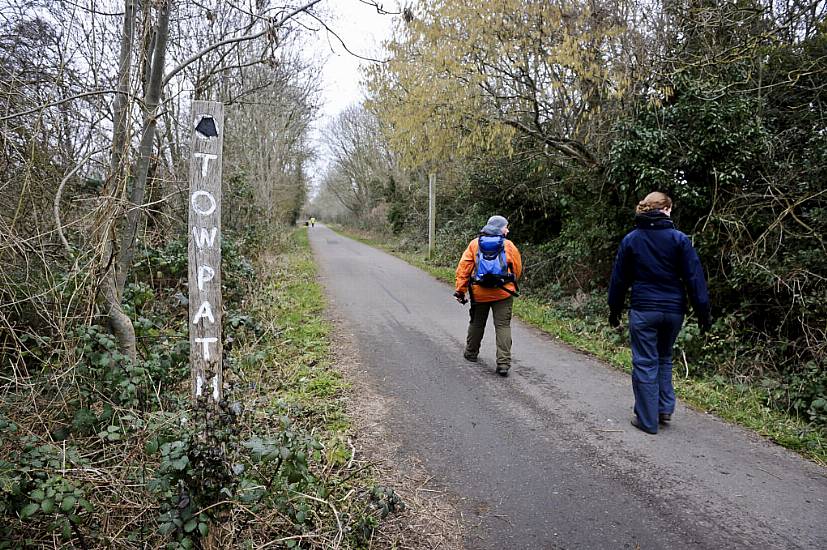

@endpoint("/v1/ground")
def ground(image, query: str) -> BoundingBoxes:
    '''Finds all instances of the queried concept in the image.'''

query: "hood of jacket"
[634,210,674,229]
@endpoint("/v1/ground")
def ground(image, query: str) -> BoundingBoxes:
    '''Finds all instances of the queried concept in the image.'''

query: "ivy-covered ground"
[334,226,826,466]
[0,228,404,548]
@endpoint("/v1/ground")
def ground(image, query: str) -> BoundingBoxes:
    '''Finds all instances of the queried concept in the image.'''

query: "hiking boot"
[659,413,672,424]
[463,352,478,362]
[630,417,657,434]
[495,366,509,377]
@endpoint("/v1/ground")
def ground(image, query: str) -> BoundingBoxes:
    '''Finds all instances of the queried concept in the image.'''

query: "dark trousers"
[465,297,513,368]
[629,309,684,433]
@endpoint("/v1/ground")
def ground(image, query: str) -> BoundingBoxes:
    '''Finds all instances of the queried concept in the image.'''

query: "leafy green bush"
[0,433,95,545]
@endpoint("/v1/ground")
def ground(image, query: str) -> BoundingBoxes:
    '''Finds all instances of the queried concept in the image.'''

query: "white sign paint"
[193,301,215,325]
[197,265,215,291]
[191,190,217,216]
[194,336,218,361]
[193,152,218,177]
[192,227,218,248]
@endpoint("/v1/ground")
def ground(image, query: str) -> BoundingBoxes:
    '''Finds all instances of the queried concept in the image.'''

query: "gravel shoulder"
[326,302,464,549]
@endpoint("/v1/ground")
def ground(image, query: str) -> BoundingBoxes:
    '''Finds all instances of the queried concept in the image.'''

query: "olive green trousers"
[465,297,513,368]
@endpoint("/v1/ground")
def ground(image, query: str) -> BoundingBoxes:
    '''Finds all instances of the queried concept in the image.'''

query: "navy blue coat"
[608,212,710,318]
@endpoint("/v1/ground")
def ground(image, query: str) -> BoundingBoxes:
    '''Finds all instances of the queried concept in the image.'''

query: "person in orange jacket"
[454,215,523,376]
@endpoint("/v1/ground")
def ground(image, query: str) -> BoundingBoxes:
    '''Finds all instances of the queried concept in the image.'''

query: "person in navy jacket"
[608,192,711,434]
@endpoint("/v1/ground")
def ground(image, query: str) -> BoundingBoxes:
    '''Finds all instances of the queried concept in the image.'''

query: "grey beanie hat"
[481,215,508,235]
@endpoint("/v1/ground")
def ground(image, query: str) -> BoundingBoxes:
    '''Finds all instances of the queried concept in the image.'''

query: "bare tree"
[321,104,389,216]
[0,0,331,364]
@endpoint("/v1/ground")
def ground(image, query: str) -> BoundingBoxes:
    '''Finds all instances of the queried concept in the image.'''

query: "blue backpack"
[471,235,518,295]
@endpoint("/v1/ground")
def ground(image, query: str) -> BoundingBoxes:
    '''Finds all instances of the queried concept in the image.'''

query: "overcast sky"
[305,0,400,191]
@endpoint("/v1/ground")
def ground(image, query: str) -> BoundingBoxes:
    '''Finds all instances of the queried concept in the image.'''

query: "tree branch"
[303,10,388,63]
[0,90,117,122]
[162,0,324,87]
[55,149,105,254]
[500,118,599,169]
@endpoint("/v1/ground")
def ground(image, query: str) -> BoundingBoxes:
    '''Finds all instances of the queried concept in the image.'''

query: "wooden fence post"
[188,101,224,403]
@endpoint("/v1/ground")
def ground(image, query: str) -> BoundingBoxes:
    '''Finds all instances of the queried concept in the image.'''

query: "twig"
[417,475,434,490]
[55,149,105,254]
[256,534,315,548]
[162,0,324,86]
[756,467,782,480]
[0,89,117,121]
[290,490,344,549]
[347,437,356,469]
[193,499,235,516]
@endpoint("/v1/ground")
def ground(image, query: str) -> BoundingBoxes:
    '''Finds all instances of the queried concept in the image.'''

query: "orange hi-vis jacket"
[455,237,523,303]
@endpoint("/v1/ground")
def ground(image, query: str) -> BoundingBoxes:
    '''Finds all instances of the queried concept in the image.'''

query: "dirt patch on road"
[327,311,464,550]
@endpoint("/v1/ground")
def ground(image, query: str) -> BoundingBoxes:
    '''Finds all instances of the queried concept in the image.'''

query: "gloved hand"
[699,313,712,334]
[453,291,467,304]
[608,311,621,328]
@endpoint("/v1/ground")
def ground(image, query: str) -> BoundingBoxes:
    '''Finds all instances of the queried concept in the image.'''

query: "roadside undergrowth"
[332,225,825,466]
[0,228,404,549]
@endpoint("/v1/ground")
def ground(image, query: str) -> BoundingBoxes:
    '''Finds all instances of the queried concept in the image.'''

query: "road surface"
[308,224,826,550]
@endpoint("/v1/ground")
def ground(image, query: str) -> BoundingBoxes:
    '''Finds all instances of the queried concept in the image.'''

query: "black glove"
[453,291,468,304]
[699,313,712,334]
[608,311,621,328]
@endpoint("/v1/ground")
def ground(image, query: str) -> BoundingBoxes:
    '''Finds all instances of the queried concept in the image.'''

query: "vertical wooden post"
[428,172,436,259]
[188,101,224,403]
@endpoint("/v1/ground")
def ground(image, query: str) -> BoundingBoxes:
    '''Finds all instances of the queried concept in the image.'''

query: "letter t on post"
[188,101,224,404]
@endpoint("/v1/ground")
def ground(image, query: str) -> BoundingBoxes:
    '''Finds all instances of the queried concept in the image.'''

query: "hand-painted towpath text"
[188,101,224,403]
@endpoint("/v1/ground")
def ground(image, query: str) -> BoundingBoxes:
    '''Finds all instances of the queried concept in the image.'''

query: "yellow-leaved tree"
[366,0,649,171]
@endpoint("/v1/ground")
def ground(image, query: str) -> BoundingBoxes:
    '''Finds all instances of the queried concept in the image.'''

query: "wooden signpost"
[188,101,224,403]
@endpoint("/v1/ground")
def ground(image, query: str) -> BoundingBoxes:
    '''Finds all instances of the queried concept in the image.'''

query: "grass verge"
[331,225,825,466]
[249,229,350,433]
[230,227,405,546]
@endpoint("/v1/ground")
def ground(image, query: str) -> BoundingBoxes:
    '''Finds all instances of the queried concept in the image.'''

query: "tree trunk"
[101,0,137,361]
[108,0,135,188]
[116,0,171,295]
